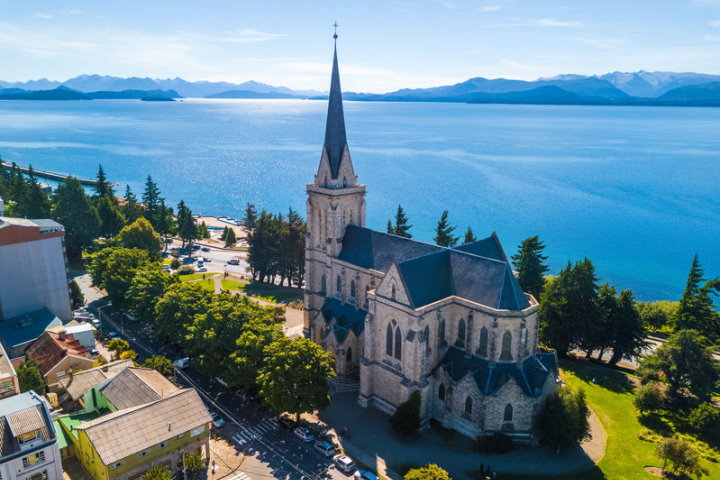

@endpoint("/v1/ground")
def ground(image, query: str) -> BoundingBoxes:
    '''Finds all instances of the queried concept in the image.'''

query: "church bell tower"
[304,31,366,337]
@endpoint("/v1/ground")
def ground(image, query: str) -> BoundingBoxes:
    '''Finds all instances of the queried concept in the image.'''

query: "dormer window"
[18,430,39,444]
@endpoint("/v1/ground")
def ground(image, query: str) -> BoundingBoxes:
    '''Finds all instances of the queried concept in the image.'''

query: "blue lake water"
[1,99,719,302]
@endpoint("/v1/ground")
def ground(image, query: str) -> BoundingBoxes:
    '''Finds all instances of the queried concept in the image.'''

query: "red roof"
[26,330,91,375]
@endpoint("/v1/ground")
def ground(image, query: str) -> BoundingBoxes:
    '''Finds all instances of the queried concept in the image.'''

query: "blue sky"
[1,0,720,92]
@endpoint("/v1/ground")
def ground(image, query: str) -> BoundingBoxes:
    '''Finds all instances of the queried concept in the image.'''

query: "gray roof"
[0,217,64,233]
[0,309,63,349]
[99,367,178,410]
[440,346,557,397]
[76,389,211,466]
[0,392,54,458]
[58,359,134,401]
[323,41,348,179]
[338,225,440,271]
[321,298,366,343]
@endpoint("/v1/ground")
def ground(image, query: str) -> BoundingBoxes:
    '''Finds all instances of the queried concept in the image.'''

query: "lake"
[1,98,718,302]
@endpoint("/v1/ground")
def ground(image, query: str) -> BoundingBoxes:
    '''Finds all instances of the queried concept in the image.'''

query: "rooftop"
[58,359,134,401]
[0,217,64,234]
[100,367,178,410]
[0,392,54,457]
[0,309,63,350]
[26,330,91,375]
[0,343,16,382]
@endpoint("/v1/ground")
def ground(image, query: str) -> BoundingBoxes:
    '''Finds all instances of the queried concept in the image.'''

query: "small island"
[140,96,176,102]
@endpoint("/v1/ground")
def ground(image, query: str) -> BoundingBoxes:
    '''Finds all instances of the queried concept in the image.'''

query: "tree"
[17,359,46,394]
[389,390,421,435]
[606,289,646,366]
[656,437,707,479]
[89,248,150,307]
[142,465,172,480]
[687,402,720,434]
[639,329,720,403]
[154,282,212,345]
[52,177,100,261]
[404,465,452,480]
[511,235,549,299]
[387,204,412,238]
[244,203,257,231]
[633,382,664,415]
[121,185,144,223]
[537,387,591,449]
[142,176,161,228]
[220,226,228,242]
[463,226,478,244]
[433,210,458,247]
[18,167,52,218]
[108,338,130,357]
[176,200,198,250]
[228,318,283,390]
[257,336,335,420]
[97,195,126,238]
[114,217,162,259]
[119,350,137,361]
[143,355,174,377]
[676,255,720,340]
[69,279,85,309]
[198,221,210,239]
[637,301,678,332]
[126,265,174,325]
[224,227,237,247]
[94,164,114,199]
[183,451,205,480]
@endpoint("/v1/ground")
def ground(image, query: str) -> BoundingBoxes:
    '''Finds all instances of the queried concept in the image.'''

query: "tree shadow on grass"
[477,464,606,480]
[560,358,634,394]
[638,412,674,437]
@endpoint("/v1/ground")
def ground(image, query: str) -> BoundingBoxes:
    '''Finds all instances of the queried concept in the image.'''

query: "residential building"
[56,360,133,409]
[25,330,93,393]
[304,37,558,439]
[0,391,63,480]
[0,342,19,399]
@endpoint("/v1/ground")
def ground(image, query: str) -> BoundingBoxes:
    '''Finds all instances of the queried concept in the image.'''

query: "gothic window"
[457,318,466,348]
[364,285,370,309]
[386,324,393,357]
[424,326,431,354]
[467,314,473,350]
[439,319,446,346]
[478,327,488,357]
[438,384,445,401]
[500,331,513,361]
[391,283,396,301]
[350,280,356,303]
[464,397,473,415]
[504,404,513,422]
[394,327,402,360]
[320,275,327,296]
[336,275,342,298]
[346,348,352,364]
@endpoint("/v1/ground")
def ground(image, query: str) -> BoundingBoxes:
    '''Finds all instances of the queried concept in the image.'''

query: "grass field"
[178,272,218,282]
[218,279,302,303]
[498,360,720,480]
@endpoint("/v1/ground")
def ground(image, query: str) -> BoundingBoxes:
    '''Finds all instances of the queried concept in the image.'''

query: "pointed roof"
[323,39,349,179]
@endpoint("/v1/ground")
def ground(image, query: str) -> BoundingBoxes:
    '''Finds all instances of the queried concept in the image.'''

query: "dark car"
[201,246,210,252]
[279,415,295,430]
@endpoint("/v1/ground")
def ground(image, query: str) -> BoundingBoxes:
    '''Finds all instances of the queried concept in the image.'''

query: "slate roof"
[58,359,134,401]
[454,233,507,262]
[323,41,348,179]
[99,367,178,410]
[75,389,211,466]
[321,298,367,343]
[338,225,441,271]
[439,346,556,397]
[0,309,63,349]
[26,330,91,375]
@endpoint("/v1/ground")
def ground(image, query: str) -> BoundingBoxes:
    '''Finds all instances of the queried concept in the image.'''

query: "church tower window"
[504,403,513,422]
[438,384,445,401]
[350,280,356,304]
[394,327,402,360]
[424,326,431,354]
[457,318,466,348]
[500,331,513,361]
[464,397,473,415]
[386,324,393,357]
[386,320,402,362]
[478,327,488,357]
[364,285,370,309]
[346,348,352,364]
[439,319,446,347]
[336,275,342,299]
[320,275,327,295]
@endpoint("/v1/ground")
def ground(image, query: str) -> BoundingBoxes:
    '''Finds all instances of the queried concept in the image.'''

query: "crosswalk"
[226,471,251,480]
[231,418,278,445]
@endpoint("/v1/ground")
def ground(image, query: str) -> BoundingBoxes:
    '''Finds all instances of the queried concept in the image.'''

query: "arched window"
[478,327,488,357]
[457,318,466,347]
[336,275,342,297]
[391,284,396,301]
[500,331,513,361]
[350,280,356,304]
[424,326,431,353]
[346,348,352,364]
[504,404,513,422]
[394,327,402,360]
[438,384,445,401]
[464,397,473,415]
[386,324,393,357]
[364,285,370,309]
[439,319,446,346]
[320,275,327,296]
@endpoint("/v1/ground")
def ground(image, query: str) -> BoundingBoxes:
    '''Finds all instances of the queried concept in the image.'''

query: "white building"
[0,391,63,480]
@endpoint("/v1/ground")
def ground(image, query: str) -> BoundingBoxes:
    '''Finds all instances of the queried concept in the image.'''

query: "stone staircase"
[329,377,360,394]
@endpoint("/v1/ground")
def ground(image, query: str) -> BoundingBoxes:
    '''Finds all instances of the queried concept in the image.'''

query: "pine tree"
[463,226,478,244]
[433,210,458,247]
[676,255,720,340]
[390,204,412,238]
[244,203,257,231]
[511,235,550,299]
[19,166,52,218]
[199,221,210,239]
[387,219,394,234]
[94,164,114,199]
[17,359,46,394]
[122,185,144,223]
[52,177,100,261]
[176,200,198,250]
[220,226,228,241]
[225,227,237,247]
[142,176,161,227]
[97,196,126,237]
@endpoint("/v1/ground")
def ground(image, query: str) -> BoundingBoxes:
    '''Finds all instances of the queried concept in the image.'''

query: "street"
[164,238,251,277]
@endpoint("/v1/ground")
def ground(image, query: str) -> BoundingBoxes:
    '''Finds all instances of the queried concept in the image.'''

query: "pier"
[0,161,115,187]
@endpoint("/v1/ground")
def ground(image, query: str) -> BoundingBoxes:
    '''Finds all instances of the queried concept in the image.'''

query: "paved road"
[96,307,350,480]
[164,239,250,276]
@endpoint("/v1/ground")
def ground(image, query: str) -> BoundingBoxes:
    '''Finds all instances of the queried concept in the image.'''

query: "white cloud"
[30,13,53,19]
[577,37,625,49]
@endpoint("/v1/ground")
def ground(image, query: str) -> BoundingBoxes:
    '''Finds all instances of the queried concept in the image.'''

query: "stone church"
[304,37,558,439]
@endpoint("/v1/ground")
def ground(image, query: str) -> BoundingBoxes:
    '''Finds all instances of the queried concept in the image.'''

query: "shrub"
[176,265,194,275]
[537,386,591,449]
[475,432,513,454]
[404,464,452,480]
[687,402,720,434]
[656,436,708,478]
[390,390,421,435]
[170,258,181,269]
[633,382,664,414]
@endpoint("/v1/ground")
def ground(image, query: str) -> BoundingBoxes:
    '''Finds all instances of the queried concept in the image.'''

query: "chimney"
[58,330,66,341]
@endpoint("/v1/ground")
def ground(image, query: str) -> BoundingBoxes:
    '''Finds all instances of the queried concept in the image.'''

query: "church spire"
[323,28,349,179]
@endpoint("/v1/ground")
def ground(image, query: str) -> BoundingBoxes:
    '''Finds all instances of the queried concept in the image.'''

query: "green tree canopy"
[176,200,198,249]
[142,465,172,480]
[121,185,144,223]
[114,217,162,258]
[228,316,284,391]
[433,210,458,247]
[511,235,549,299]
[656,437,707,478]
[537,387,591,449]
[15,167,52,219]
[224,227,237,247]
[198,221,210,239]
[244,202,257,231]
[52,177,100,261]
[676,254,720,340]
[387,204,412,238]
[257,336,335,419]
[107,338,130,357]
[89,247,150,307]
[404,465,452,480]
[605,289,646,366]
[94,164,114,199]
[126,264,174,325]
[97,195,126,238]
[69,279,85,309]
[389,390,421,435]
[17,359,46,394]
[142,176,161,228]
[154,282,212,345]
[463,226,478,244]
[143,355,174,377]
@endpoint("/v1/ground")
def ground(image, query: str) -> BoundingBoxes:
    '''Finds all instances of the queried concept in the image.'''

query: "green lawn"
[195,278,216,292]
[178,272,219,282]
[221,279,244,291]
[498,360,720,480]
[218,279,302,303]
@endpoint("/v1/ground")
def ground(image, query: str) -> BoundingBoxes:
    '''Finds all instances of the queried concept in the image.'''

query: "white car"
[354,471,378,480]
[333,455,356,473]
[313,440,336,457]
[174,358,190,369]
[293,427,314,443]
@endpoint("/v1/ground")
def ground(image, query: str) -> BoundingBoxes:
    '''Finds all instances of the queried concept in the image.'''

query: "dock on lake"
[0,161,114,187]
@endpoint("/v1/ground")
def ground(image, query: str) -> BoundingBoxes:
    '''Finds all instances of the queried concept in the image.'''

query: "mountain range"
[1,71,720,106]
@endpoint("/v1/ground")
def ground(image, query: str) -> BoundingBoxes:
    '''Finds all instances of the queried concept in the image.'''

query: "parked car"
[293,427,314,443]
[201,246,210,252]
[107,331,120,340]
[174,357,190,369]
[161,264,171,271]
[354,470,378,480]
[209,410,225,428]
[90,348,99,357]
[197,259,204,267]
[197,267,207,272]
[313,440,336,458]
[333,455,356,474]
[203,256,211,262]
[192,244,201,251]
[278,414,295,430]
[227,258,240,265]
